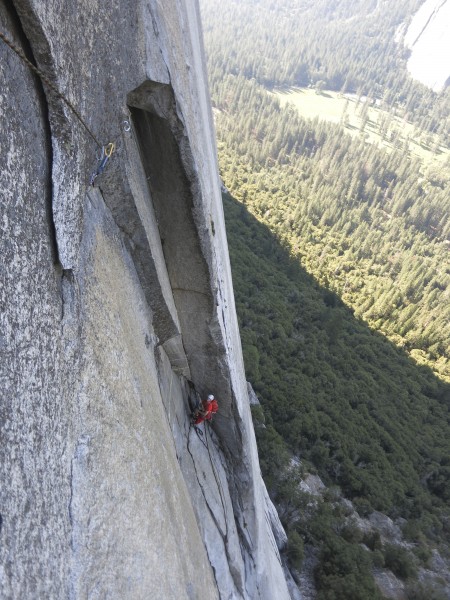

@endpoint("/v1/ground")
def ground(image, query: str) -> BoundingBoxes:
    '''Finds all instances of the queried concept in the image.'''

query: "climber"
[192,394,219,425]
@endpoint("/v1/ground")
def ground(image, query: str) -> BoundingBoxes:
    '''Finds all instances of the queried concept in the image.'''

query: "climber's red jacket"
[194,398,219,424]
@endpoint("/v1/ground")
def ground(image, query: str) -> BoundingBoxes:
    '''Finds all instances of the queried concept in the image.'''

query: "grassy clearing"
[272,87,449,167]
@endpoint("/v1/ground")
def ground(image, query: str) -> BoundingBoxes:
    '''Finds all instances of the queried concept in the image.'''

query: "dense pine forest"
[225,193,450,599]
[215,78,450,382]
[201,0,450,134]
[200,0,450,598]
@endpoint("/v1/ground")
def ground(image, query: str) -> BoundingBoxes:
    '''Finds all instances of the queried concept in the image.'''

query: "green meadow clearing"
[273,87,449,167]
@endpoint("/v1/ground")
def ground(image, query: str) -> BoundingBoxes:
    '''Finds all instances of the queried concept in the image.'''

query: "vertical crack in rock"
[204,427,230,527]
[185,430,223,593]
[264,511,283,567]
[60,266,81,378]
[60,269,74,323]
[408,0,448,46]
[186,427,246,598]
[187,428,228,540]
[68,435,90,600]
[7,0,60,266]
[231,476,256,561]
[68,451,75,532]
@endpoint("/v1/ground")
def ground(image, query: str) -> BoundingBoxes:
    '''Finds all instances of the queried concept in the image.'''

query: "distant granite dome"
[404,0,450,91]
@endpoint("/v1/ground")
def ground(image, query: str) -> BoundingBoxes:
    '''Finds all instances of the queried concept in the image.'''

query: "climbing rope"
[0,29,102,148]
[0,29,132,184]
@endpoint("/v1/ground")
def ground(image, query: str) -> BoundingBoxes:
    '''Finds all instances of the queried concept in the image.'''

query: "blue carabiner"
[90,142,115,186]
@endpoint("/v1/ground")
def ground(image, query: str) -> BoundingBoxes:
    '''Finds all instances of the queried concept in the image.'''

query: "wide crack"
[7,0,60,266]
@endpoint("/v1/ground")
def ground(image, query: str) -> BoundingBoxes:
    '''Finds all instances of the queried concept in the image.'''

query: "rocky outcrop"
[0,1,290,598]
[403,0,450,91]
[373,570,406,600]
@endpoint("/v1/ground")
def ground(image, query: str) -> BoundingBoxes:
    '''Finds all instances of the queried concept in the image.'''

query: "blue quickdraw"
[90,142,115,186]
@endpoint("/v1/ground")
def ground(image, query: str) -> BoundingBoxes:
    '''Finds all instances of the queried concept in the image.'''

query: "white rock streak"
[404,0,450,91]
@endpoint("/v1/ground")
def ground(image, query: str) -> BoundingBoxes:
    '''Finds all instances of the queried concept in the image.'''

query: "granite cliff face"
[403,0,450,91]
[0,1,292,598]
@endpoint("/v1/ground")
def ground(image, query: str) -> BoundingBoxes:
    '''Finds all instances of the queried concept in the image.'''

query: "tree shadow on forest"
[223,192,450,517]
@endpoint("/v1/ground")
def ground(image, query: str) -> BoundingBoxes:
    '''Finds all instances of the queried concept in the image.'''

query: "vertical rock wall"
[0,1,291,598]
[404,0,450,91]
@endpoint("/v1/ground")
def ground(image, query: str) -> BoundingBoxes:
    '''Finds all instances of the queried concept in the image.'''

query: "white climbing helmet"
[208,394,214,401]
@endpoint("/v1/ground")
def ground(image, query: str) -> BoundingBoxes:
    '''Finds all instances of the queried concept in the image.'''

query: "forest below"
[200,0,450,598]
[214,77,450,382]
[201,0,450,135]
[225,191,450,599]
